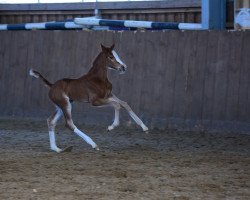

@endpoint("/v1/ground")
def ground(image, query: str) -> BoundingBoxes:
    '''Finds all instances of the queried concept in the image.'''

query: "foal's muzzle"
[119,65,127,74]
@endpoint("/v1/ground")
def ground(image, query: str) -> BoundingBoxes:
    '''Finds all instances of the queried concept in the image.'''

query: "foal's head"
[101,44,127,74]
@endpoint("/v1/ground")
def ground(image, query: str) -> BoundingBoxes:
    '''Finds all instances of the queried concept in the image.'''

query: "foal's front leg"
[91,98,121,131]
[109,95,149,132]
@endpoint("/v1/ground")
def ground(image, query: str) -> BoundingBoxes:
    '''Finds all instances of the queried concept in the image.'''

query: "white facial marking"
[29,69,39,78]
[112,50,126,67]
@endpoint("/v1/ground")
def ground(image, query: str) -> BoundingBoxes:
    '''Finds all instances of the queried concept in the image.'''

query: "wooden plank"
[245,32,250,123]
[75,8,198,15]
[186,12,195,23]
[211,31,230,122]
[166,13,175,22]
[12,31,28,115]
[186,31,208,121]
[111,31,126,98]
[112,31,132,112]
[238,32,250,122]
[0,11,93,16]
[158,13,166,22]
[160,30,178,118]
[183,31,199,121]
[128,14,135,21]
[182,31,197,123]
[23,31,35,114]
[111,31,132,120]
[138,31,163,116]
[0,32,9,114]
[225,31,243,121]
[71,31,90,77]
[201,31,219,124]
[4,31,19,115]
[57,31,73,77]
[31,31,51,114]
[111,31,138,119]
[152,31,170,117]
[0,8,201,16]
[172,31,192,121]
[127,31,147,115]
[71,31,94,117]
[194,13,201,23]
[0,33,3,98]
[137,31,154,115]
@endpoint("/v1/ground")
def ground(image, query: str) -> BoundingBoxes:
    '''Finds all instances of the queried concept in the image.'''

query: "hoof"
[62,146,73,152]
[94,145,100,151]
[50,147,63,153]
[145,130,149,134]
[107,125,114,132]
[143,126,149,133]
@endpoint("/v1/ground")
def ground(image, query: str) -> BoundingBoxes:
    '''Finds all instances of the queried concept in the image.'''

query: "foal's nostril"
[121,65,126,71]
[118,65,126,74]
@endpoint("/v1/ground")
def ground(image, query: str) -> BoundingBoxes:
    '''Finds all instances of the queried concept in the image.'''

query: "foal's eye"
[108,56,114,59]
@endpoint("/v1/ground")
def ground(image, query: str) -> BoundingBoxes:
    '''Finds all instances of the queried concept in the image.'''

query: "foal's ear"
[101,44,108,52]
[110,44,115,50]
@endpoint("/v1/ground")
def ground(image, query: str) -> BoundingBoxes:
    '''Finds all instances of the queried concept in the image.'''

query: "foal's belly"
[67,83,90,102]
[49,78,112,104]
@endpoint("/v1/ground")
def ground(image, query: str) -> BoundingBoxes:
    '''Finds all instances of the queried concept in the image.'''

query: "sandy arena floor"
[0,118,249,200]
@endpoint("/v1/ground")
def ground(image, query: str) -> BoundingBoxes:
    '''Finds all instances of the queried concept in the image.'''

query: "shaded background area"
[0,30,250,132]
[0,0,235,29]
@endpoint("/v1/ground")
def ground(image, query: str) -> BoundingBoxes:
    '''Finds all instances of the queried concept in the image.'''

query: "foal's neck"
[86,52,108,80]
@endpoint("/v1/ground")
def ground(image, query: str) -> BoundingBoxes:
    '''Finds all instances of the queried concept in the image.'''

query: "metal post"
[202,0,226,30]
[94,0,99,18]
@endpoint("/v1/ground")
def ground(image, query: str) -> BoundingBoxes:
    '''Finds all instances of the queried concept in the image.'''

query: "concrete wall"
[0,30,249,132]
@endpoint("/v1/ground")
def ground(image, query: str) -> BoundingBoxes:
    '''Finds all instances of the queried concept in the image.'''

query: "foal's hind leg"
[47,107,63,153]
[110,95,149,132]
[61,97,99,150]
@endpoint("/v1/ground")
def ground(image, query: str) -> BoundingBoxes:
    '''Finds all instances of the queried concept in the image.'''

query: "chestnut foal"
[30,44,148,153]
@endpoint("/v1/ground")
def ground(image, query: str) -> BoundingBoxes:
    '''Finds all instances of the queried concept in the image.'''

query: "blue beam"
[202,0,226,30]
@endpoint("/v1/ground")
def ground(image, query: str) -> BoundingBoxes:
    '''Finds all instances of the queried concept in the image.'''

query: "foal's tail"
[29,69,53,88]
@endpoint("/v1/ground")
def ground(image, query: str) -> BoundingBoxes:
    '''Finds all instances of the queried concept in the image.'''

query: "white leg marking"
[127,110,148,131]
[51,107,62,124]
[29,69,39,78]
[49,131,62,153]
[112,50,127,67]
[110,96,148,132]
[74,128,98,150]
[48,108,63,153]
[108,105,120,131]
